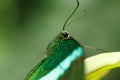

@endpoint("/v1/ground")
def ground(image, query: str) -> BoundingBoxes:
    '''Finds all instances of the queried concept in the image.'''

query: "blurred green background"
[0,0,120,80]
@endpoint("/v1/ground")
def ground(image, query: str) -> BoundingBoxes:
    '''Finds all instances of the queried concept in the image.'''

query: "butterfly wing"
[24,33,85,80]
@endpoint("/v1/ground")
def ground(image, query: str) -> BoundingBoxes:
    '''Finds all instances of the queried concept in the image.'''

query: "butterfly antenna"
[63,0,79,31]
[83,45,112,52]
[65,9,87,27]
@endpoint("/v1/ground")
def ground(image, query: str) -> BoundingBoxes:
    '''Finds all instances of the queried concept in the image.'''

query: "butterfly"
[24,0,85,80]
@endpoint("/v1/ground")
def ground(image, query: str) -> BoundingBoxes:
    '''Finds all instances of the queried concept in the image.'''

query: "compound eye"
[62,31,69,38]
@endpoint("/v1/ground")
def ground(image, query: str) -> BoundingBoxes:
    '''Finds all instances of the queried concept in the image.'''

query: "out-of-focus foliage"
[0,0,120,80]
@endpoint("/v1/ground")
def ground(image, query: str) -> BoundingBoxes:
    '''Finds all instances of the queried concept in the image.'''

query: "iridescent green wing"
[24,33,85,80]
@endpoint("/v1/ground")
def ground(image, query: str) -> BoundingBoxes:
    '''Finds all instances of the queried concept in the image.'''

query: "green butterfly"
[24,0,85,80]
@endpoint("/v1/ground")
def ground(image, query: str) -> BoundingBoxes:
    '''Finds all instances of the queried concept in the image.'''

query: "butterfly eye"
[62,31,70,38]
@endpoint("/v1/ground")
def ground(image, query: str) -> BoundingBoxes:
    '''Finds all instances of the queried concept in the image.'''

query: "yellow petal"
[85,52,120,80]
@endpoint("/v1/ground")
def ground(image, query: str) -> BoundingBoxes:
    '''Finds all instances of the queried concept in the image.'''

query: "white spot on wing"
[39,47,83,80]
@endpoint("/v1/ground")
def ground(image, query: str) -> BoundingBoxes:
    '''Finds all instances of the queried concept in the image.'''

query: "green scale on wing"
[24,32,85,80]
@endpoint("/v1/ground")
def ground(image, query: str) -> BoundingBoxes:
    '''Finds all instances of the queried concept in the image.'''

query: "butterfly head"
[47,31,73,51]
[62,31,70,39]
